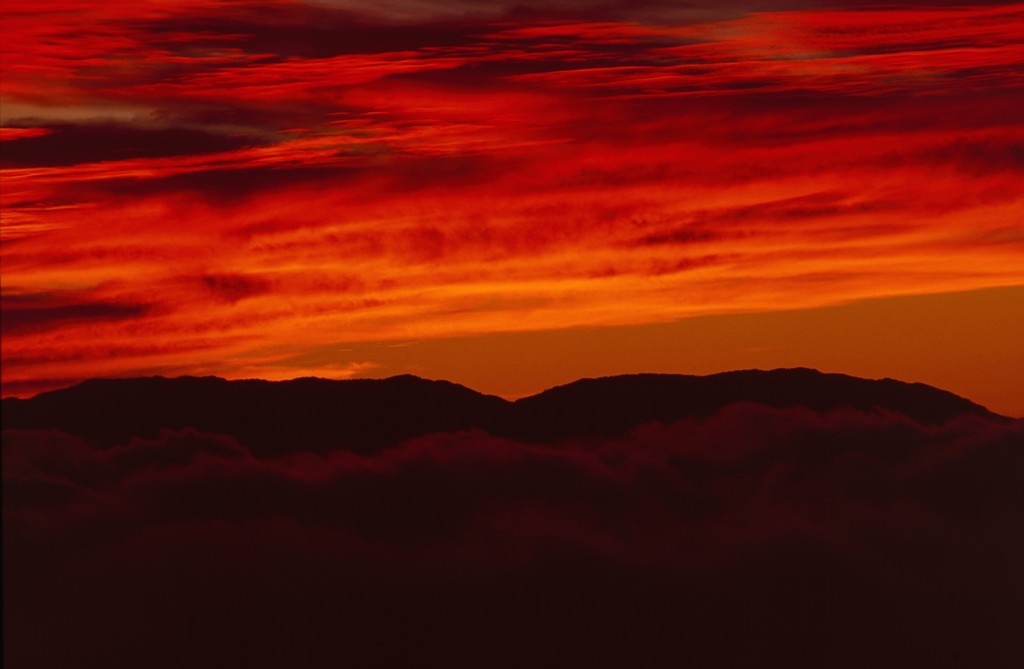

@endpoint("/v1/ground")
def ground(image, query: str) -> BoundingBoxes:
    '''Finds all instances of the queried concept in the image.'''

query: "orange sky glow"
[2,1,1022,414]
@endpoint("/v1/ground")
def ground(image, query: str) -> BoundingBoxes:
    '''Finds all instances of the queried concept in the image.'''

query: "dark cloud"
[0,294,149,335]
[922,137,1024,176]
[633,226,722,246]
[132,5,488,60]
[200,273,272,302]
[629,192,905,240]
[4,393,1022,667]
[0,123,266,168]
[69,151,514,207]
[93,164,360,202]
[623,90,1024,149]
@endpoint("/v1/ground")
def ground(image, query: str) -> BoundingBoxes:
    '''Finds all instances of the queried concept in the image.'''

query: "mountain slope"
[1,374,507,455]
[506,368,999,441]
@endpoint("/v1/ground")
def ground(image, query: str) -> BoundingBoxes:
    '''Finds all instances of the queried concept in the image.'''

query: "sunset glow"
[2,1,1022,412]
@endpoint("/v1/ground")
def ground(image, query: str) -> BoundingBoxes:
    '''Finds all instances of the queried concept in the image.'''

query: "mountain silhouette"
[506,368,1002,441]
[2,374,506,456]
[2,368,1000,454]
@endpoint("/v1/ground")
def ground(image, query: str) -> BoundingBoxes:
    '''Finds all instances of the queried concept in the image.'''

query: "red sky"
[2,0,1022,414]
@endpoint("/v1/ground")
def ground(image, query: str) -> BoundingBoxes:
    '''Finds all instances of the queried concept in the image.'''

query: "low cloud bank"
[5,405,1023,668]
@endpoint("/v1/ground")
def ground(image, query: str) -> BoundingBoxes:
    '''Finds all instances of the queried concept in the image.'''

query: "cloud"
[131,4,489,59]
[3,0,1024,399]
[918,137,1024,176]
[0,122,267,168]
[199,273,272,302]
[4,404,1022,666]
[0,292,149,335]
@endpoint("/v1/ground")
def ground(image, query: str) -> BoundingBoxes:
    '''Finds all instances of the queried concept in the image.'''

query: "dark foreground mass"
[4,370,1023,668]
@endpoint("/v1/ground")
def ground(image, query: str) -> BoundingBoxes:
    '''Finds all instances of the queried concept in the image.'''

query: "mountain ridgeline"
[2,368,1001,454]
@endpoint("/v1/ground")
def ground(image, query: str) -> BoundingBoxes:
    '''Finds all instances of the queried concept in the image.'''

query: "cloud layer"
[4,402,1023,667]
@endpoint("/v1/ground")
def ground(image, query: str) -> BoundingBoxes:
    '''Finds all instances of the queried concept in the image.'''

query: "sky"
[2,0,1022,414]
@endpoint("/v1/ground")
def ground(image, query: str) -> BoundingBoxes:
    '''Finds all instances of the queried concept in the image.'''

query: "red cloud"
[2,1,1023,409]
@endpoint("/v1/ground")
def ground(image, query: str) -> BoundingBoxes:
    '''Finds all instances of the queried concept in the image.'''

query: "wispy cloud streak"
[2,1,1022,395]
